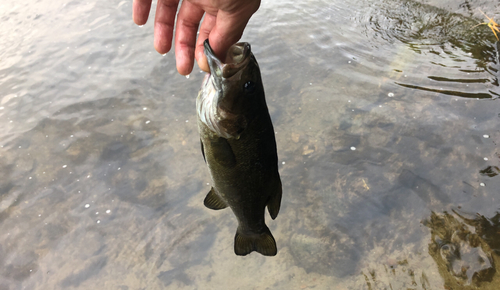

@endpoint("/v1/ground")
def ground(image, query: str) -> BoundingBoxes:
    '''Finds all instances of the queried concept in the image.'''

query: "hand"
[133,0,261,75]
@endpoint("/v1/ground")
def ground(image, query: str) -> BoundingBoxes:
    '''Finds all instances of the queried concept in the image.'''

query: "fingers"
[154,0,180,54]
[174,0,205,75]
[195,14,217,73]
[134,0,260,76]
[133,0,152,25]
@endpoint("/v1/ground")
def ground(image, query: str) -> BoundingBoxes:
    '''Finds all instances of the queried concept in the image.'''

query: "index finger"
[133,0,153,25]
[195,14,217,73]
[174,0,204,75]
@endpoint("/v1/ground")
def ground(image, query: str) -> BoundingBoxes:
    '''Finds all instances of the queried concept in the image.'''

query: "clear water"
[1,0,499,289]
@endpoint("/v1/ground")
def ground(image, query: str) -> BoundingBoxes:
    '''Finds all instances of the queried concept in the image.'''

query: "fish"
[196,39,282,256]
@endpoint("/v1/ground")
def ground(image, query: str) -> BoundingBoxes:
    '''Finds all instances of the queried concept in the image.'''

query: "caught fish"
[197,39,282,256]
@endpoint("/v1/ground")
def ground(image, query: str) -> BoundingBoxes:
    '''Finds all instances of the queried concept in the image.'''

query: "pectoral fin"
[266,176,282,220]
[203,188,228,210]
[210,137,237,167]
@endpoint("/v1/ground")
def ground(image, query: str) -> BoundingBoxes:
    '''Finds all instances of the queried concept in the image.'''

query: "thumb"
[203,1,260,65]
[195,13,245,72]
[207,13,246,62]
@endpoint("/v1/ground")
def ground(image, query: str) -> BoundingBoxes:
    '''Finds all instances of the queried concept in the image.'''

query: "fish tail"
[234,226,277,256]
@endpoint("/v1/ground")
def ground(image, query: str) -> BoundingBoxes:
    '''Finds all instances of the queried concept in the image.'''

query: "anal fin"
[203,188,228,210]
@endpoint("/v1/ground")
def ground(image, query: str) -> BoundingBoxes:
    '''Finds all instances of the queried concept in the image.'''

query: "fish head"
[197,39,265,139]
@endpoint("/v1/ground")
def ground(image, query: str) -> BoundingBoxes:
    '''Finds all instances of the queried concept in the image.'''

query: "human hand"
[133,0,261,75]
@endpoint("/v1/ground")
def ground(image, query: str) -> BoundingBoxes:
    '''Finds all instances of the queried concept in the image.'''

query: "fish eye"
[243,81,256,94]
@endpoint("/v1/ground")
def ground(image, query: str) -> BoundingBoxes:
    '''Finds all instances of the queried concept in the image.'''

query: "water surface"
[1,0,499,289]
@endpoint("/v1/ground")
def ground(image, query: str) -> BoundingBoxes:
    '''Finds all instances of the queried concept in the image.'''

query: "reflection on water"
[364,0,500,99]
[425,209,500,289]
[1,0,500,288]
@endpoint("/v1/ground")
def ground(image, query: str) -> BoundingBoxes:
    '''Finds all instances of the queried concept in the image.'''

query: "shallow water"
[1,0,499,289]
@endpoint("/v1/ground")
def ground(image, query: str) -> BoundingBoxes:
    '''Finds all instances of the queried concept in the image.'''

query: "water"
[1,0,499,289]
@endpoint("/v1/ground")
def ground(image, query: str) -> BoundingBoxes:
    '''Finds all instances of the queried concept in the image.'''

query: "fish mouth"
[204,39,251,80]
[200,40,252,139]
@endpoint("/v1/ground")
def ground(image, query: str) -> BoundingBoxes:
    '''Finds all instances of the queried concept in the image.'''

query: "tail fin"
[234,226,277,256]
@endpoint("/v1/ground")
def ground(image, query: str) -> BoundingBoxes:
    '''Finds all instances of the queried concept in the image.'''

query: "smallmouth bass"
[197,40,282,256]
